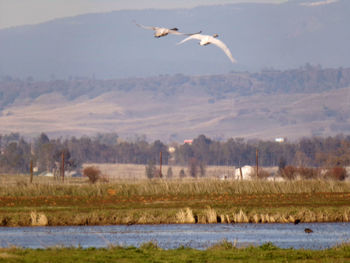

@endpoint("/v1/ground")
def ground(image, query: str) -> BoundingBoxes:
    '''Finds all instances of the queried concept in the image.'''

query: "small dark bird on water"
[294,219,301,225]
[304,228,313,233]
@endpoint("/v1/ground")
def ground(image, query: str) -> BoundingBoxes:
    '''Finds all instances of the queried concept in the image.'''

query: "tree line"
[1,133,350,174]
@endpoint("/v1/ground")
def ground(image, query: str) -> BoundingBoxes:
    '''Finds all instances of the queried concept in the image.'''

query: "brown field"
[0,186,349,226]
[1,164,350,226]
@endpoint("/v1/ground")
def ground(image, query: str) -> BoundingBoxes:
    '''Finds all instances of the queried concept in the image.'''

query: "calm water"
[1,223,350,250]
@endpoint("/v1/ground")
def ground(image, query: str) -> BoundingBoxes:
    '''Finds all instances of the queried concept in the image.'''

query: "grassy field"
[1,241,350,262]
[1,171,350,226]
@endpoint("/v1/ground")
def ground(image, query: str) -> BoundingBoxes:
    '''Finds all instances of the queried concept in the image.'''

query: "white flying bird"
[178,33,237,63]
[134,22,201,38]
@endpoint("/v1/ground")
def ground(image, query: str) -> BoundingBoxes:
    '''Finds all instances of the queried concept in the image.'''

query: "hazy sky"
[0,0,287,29]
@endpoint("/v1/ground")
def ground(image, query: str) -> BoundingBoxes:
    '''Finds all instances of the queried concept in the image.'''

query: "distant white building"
[275,138,285,143]
[234,165,254,180]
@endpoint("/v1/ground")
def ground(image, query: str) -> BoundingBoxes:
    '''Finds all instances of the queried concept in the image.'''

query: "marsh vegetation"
[1,241,350,262]
[1,174,350,226]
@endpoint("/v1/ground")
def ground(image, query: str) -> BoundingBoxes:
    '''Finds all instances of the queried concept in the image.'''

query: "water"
[1,223,350,250]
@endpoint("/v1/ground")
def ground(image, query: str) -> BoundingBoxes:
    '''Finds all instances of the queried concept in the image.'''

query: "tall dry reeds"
[205,207,218,223]
[1,172,350,197]
[30,211,48,226]
[2,176,350,197]
[2,206,350,226]
[232,210,249,223]
[176,208,195,224]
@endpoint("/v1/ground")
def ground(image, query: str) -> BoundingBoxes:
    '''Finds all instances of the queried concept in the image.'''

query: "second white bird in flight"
[178,33,237,63]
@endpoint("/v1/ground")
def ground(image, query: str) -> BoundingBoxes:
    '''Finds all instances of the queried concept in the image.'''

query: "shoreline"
[1,221,350,228]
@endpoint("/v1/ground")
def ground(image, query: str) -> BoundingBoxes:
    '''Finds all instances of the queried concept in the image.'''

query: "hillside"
[1,66,350,141]
[0,0,350,79]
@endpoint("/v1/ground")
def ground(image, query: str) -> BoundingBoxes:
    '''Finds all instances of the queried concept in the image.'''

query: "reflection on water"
[1,223,350,250]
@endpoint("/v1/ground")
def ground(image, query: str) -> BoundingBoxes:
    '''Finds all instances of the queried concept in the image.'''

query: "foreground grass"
[1,176,350,226]
[1,242,350,263]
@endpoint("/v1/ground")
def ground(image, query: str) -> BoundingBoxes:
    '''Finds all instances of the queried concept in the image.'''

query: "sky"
[0,0,287,29]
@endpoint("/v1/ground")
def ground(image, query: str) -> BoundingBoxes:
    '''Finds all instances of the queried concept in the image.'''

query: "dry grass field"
[1,167,350,226]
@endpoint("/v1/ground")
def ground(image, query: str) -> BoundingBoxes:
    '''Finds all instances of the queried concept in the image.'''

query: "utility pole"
[256,149,259,179]
[238,160,243,180]
[30,160,33,183]
[159,151,163,178]
[61,152,65,182]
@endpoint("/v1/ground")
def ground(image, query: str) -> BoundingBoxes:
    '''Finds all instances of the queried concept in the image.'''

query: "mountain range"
[1,66,350,142]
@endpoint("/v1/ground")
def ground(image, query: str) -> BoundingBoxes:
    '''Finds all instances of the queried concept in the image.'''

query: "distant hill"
[1,66,350,141]
[0,0,350,79]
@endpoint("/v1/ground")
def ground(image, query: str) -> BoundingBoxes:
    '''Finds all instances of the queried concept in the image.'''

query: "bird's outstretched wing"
[210,38,237,63]
[134,21,201,36]
[170,30,202,36]
[134,22,158,31]
[177,34,204,45]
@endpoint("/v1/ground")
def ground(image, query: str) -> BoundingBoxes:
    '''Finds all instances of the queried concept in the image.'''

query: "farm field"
[1,168,350,226]
[1,241,350,263]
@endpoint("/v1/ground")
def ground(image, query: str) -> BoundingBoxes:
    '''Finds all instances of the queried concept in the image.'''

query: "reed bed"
[1,176,350,197]
[1,175,350,226]
[2,206,350,226]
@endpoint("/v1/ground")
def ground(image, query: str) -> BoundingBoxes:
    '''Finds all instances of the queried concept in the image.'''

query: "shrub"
[298,167,320,179]
[281,166,320,180]
[280,166,297,180]
[324,166,347,181]
[83,166,101,184]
